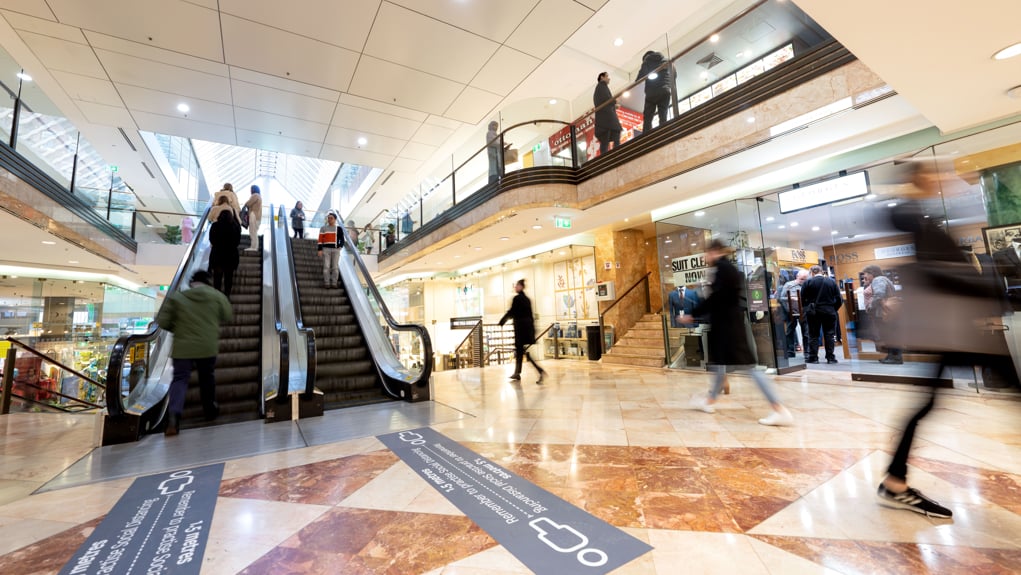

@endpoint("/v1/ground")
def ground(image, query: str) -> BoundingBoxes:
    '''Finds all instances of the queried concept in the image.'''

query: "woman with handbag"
[863,265,902,364]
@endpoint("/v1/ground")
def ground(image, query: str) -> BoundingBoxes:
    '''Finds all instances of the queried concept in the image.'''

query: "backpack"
[239,205,249,229]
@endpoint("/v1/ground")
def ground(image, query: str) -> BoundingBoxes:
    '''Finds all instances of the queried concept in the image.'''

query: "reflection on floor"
[1,362,1019,574]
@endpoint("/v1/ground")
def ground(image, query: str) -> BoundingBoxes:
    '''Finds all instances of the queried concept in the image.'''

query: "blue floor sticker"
[58,463,224,575]
[378,427,652,574]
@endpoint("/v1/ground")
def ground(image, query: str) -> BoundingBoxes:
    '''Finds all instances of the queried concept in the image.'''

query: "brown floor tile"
[639,491,741,532]
[564,463,638,491]
[634,465,711,493]
[0,516,103,575]
[912,456,1021,515]
[628,445,697,467]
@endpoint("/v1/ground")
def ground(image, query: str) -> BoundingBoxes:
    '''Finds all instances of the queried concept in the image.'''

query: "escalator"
[102,208,277,444]
[291,238,388,408]
[178,235,262,427]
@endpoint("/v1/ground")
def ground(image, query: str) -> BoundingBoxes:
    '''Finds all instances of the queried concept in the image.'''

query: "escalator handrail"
[270,206,287,400]
[105,203,213,417]
[279,212,317,396]
[341,230,432,388]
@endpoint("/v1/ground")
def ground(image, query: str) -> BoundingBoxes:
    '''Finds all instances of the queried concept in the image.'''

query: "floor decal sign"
[58,463,224,575]
[379,427,652,574]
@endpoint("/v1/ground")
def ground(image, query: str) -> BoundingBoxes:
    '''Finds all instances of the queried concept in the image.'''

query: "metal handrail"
[341,228,433,391]
[6,337,105,390]
[598,272,652,353]
[279,207,317,397]
[105,203,212,417]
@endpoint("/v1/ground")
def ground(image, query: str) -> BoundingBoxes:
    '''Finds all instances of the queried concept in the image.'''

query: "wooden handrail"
[598,272,652,354]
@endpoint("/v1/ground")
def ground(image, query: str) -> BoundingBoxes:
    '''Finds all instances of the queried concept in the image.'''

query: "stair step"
[607,345,663,356]
[602,354,665,368]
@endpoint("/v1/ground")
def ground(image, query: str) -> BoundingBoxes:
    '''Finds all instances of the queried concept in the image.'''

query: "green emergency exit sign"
[554,216,571,229]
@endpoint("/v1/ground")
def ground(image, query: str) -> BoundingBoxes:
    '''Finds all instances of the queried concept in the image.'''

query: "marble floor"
[0,362,1019,574]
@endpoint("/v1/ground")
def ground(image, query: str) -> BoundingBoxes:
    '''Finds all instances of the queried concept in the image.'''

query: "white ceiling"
[792,0,1021,133]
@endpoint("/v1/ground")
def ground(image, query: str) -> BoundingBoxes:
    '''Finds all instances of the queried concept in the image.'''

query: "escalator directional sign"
[379,427,652,574]
[58,463,223,575]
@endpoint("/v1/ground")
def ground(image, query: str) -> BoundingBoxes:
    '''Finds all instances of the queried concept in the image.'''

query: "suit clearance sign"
[672,252,708,286]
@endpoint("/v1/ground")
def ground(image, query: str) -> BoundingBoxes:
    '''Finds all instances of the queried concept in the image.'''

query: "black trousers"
[642,94,671,134]
[212,267,235,297]
[807,310,837,361]
[293,227,304,239]
[597,128,621,155]
[513,343,542,376]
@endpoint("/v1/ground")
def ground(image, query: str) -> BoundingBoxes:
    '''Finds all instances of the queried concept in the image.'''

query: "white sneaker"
[758,406,794,426]
[689,394,716,414]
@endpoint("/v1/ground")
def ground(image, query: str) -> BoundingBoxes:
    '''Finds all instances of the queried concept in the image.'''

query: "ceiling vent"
[697,52,724,70]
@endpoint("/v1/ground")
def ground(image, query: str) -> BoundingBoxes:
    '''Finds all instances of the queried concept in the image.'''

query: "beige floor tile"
[0,515,78,555]
[210,497,330,548]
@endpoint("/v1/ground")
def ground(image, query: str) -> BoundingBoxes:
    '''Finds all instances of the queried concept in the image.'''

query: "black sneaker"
[876,484,953,518]
[509,374,521,381]
[827,359,839,364]
[536,371,545,385]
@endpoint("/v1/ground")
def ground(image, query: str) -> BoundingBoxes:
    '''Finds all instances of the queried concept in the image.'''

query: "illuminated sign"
[778,171,869,214]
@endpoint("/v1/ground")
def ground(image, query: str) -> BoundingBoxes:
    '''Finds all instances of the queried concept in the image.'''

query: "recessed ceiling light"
[500,236,509,241]
[664,239,672,244]
[549,98,558,105]
[699,71,709,80]
[622,90,631,98]
[474,246,482,251]
[709,33,720,43]
[736,51,745,58]
[765,216,775,222]
[16,72,31,82]
[357,137,368,146]
[41,240,56,245]
[648,72,658,80]
[664,255,670,259]
[532,224,542,230]
[746,117,755,123]
[790,222,798,227]
[866,194,877,200]
[624,218,629,222]
[68,260,78,264]
[811,226,820,231]
[454,255,461,259]
[694,211,706,217]
[559,251,566,255]
[831,230,838,235]
[613,37,624,47]
[691,243,697,247]
[993,42,1021,60]
[176,103,190,113]
[887,202,898,208]
[778,225,786,229]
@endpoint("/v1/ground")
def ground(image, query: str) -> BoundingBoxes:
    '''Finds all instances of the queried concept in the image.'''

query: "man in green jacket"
[157,270,232,436]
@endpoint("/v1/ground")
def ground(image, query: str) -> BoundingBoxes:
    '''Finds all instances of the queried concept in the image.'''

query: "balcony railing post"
[1,346,16,414]
[130,210,137,240]
[570,124,579,170]
[69,132,80,195]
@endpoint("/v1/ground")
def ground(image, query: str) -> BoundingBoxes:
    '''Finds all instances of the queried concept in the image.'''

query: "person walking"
[318,211,341,288]
[593,72,622,155]
[208,209,241,297]
[209,183,240,223]
[638,51,672,135]
[244,185,263,252]
[290,201,306,239]
[800,265,842,364]
[778,269,809,358]
[500,279,546,384]
[686,240,793,426]
[863,264,902,364]
[157,270,232,436]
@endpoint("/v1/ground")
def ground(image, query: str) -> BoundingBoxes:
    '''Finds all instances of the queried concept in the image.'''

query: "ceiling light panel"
[325,126,404,155]
[363,2,499,84]
[331,103,423,140]
[221,15,358,92]
[99,50,231,103]
[219,0,377,53]
[230,79,338,123]
[444,86,503,124]
[505,0,594,59]
[469,46,542,96]
[348,56,463,116]
[18,32,107,78]
[388,0,538,42]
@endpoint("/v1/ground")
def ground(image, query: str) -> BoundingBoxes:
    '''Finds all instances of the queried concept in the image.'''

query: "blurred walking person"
[863,265,902,364]
[876,163,1014,518]
[157,270,232,436]
[686,240,793,426]
[500,279,546,384]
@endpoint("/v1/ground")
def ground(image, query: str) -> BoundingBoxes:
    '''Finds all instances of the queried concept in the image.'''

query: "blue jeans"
[708,364,781,406]
[169,357,216,416]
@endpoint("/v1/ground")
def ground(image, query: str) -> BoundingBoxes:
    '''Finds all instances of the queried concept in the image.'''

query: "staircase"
[601,314,673,368]
[181,235,262,428]
[291,238,388,408]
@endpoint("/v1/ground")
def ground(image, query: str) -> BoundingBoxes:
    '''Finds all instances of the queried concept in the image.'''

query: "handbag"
[803,280,824,317]
[239,205,249,229]
[504,147,518,164]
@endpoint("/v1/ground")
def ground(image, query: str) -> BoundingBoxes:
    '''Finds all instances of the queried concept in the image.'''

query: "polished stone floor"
[0,362,1019,574]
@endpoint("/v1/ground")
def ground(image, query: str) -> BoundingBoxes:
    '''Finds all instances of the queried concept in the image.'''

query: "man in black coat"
[800,265,842,364]
[500,279,546,383]
[637,51,672,135]
[593,72,622,155]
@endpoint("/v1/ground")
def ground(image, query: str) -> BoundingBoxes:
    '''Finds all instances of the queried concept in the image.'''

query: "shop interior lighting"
[176,103,190,113]
[664,238,672,243]
[648,72,658,80]
[548,98,557,105]
[790,222,799,227]
[747,117,755,123]
[500,236,509,241]
[993,42,1021,60]
[41,240,56,245]
[735,51,745,58]
[532,224,542,229]
[357,137,368,146]
[765,216,774,222]
[811,226,820,231]
[691,243,697,247]
[778,225,786,229]
[613,38,624,47]
[831,230,839,235]
[622,91,630,98]
[68,260,78,264]
[474,246,482,251]
[710,34,720,43]
[887,202,898,208]
[694,211,706,217]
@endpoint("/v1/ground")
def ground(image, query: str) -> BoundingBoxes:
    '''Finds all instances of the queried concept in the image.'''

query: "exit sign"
[554,216,571,229]
[110,165,118,172]
[532,142,543,153]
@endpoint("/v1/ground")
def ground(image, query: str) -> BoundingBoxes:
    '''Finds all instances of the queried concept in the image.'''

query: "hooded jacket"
[638,51,672,100]
[157,283,232,359]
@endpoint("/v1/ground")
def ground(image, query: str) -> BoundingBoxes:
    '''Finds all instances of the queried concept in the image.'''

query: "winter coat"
[500,292,536,347]
[157,284,232,359]
[209,189,241,221]
[692,257,756,366]
[244,192,263,223]
[593,82,621,135]
[638,51,672,100]
[208,214,241,271]
[290,207,305,230]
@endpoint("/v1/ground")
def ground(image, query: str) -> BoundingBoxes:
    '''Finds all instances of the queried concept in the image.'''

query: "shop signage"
[450,316,482,330]
[554,216,572,229]
[671,252,708,286]
[58,463,223,575]
[378,428,652,575]
[778,171,869,214]
[774,247,819,264]
[874,244,915,260]
[548,107,644,161]
[747,279,768,313]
